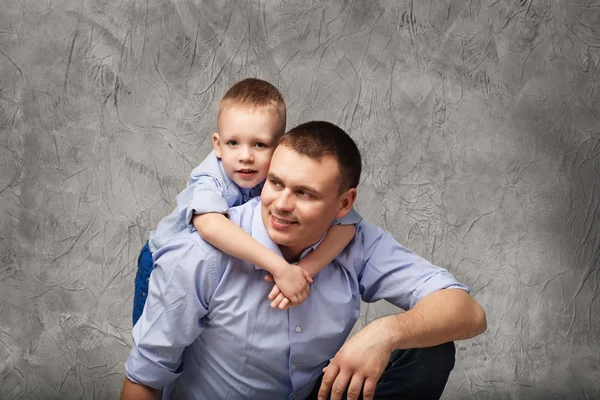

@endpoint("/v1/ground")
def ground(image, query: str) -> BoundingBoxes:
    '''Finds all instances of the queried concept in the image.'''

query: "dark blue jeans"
[305,341,456,400]
[132,242,154,326]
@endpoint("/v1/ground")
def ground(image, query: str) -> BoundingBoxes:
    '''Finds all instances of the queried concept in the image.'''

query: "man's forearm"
[380,288,487,351]
[120,377,162,400]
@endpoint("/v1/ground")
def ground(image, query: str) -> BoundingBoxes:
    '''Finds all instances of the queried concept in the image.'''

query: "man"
[121,121,487,400]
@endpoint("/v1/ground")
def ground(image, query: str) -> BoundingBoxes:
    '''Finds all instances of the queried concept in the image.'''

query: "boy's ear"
[212,133,222,158]
[335,188,357,219]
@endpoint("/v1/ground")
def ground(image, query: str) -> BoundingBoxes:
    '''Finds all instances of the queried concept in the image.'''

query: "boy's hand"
[267,284,293,310]
[263,276,293,310]
[269,265,313,308]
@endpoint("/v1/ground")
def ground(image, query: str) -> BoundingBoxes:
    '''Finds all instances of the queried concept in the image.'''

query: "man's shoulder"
[227,197,261,228]
[154,228,224,267]
[354,219,388,247]
[343,219,396,270]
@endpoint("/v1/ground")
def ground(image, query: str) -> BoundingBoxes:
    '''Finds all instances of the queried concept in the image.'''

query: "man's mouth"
[270,213,297,228]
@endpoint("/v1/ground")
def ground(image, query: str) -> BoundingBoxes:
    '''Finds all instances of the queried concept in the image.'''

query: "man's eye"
[298,191,312,198]
[270,180,282,188]
[228,140,239,147]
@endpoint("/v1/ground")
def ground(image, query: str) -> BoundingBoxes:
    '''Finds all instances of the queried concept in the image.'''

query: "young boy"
[132,78,361,325]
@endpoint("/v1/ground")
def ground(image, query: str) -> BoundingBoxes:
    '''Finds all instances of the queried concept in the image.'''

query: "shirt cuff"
[125,346,182,390]
[411,273,471,308]
[185,190,230,226]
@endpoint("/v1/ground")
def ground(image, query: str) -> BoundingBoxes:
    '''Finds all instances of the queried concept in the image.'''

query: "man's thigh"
[305,342,456,400]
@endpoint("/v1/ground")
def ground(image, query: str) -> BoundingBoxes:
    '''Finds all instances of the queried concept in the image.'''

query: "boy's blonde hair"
[218,78,286,136]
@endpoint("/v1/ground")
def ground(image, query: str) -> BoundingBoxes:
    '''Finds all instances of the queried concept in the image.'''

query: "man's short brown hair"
[219,78,286,136]
[278,121,362,194]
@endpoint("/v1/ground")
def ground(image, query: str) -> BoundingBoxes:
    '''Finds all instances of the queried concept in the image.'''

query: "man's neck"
[279,245,306,263]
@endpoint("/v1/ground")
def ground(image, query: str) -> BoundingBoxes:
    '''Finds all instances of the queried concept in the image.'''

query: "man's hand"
[317,319,394,400]
[269,264,312,308]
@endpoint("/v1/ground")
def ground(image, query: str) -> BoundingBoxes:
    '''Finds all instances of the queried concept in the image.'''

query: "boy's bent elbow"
[193,214,220,242]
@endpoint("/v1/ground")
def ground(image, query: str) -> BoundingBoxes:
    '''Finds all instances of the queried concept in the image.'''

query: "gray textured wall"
[1,0,599,399]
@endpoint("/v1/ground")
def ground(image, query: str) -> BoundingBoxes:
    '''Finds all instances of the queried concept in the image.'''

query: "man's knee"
[390,341,456,373]
[375,342,456,399]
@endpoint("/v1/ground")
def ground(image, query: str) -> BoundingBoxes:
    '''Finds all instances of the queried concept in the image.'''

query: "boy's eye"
[255,142,266,149]
[227,140,239,147]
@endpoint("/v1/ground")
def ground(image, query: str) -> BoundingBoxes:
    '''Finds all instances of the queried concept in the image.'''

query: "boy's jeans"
[132,242,153,325]
[305,342,456,400]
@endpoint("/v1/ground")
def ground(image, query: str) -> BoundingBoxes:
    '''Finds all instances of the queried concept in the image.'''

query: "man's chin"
[265,228,295,247]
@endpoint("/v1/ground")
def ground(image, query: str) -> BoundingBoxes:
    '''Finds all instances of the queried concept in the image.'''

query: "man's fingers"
[329,371,352,400]
[361,377,377,400]
[271,293,285,308]
[345,374,365,400]
[318,363,340,400]
[268,285,281,301]
[303,271,313,283]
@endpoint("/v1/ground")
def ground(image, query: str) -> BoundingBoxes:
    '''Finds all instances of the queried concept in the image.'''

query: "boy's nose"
[239,148,253,163]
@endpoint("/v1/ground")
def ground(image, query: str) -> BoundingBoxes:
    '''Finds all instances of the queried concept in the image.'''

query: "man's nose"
[274,190,294,212]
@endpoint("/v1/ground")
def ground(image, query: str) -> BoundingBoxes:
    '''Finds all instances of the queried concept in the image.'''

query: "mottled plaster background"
[1,0,599,399]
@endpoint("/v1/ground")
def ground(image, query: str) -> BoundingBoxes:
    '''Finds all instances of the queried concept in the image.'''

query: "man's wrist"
[377,314,409,353]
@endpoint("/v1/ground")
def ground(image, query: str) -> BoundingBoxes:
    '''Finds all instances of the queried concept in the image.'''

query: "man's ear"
[335,188,357,219]
[212,133,222,158]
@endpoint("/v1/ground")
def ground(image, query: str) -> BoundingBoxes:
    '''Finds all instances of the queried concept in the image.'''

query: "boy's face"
[213,106,282,189]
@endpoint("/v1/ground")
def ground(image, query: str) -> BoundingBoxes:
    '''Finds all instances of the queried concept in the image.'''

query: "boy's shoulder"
[160,198,259,253]
[189,150,227,181]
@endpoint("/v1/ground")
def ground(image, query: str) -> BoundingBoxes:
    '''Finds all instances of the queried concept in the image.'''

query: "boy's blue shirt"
[148,151,263,253]
[148,150,362,253]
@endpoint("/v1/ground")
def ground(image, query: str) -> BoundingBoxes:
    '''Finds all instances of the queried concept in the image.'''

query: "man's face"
[261,145,355,259]
[213,106,282,189]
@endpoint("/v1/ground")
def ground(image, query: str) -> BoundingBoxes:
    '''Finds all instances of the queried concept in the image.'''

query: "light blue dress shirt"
[126,198,469,400]
[148,151,361,253]
[148,150,263,253]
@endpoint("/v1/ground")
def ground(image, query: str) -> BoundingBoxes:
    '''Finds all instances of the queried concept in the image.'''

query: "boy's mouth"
[236,169,258,178]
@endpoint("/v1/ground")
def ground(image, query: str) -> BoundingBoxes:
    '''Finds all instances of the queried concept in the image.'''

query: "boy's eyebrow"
[267,173,321,196]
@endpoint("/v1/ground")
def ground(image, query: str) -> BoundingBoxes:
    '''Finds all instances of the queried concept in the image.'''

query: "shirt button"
[295,325,302,333]
[292,364,296,370]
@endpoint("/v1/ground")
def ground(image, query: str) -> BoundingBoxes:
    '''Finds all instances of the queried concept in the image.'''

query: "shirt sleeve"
[125,238,219,389]
[179,173,231,227]
[332,207,362,225]
[355,222,470,310]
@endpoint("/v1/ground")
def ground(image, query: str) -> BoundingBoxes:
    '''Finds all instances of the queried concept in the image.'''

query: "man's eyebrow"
[267,173,321,195]
[267,172,281,181]
[297,184,320,195]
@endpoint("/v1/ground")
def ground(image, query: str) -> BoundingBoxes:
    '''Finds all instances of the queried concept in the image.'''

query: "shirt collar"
[250,202,326,269]
[240,186,253,198]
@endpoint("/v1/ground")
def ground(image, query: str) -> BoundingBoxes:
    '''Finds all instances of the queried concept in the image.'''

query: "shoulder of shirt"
[354,219,387,242]
[226,197,261,225]
[349,219,396,268]
[156,228,224,267]
[189,151,228,182]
